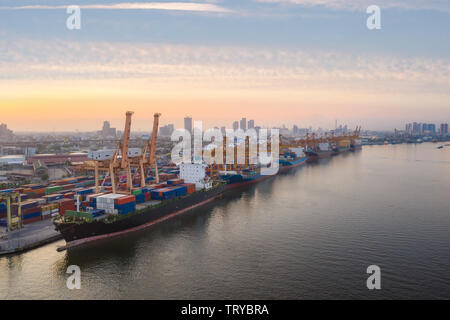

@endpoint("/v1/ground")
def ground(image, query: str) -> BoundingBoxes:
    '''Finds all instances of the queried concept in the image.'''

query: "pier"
[0,219,62,256]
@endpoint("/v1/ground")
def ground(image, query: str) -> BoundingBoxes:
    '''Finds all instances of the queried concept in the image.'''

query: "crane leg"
[140,160,146,188]
[110,164,116,194]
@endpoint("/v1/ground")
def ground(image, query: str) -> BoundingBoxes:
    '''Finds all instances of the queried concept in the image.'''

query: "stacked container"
[43,193,64,203]
[179,183,196,194]
[96,194,127,214]
[167,179,184,186]
[42,203,59,219]
[114,195,136,214]
[58,199,76,216]
[150,188,176,200]
[14,200,42,224]
[45,185,63,195]
[171,186,187,197]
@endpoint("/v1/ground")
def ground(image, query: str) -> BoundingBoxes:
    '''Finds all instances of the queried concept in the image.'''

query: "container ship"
[350,138,363,151]
[304,142,334,161]
[219,147,307,189]
[54,163,226,244]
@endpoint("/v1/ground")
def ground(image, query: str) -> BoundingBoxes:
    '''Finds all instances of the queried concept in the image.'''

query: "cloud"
[255,0,450,12]
[3,2,232,13]
[1,40,449,97]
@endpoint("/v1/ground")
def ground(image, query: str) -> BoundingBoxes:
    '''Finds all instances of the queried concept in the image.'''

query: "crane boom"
[121,111,134,169]
[149,113,161,165]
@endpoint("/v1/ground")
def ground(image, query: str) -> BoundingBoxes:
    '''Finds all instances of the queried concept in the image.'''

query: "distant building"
[240,117,247,131]
[24,147,37,158]
[248,120,255,129]
[233,121,239,131]
[184,116,193,135]
[440,123,448,136]
[0,123,13,139]
[26,153,89,165]
[0,155,25,165]
[220,126,226,136]
[100,121,116,138]
[413,122,420,135]
[159,124,174,136]
[405,122,438,136]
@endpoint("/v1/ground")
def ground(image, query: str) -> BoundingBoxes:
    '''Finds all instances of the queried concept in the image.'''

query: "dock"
[0,219,62,256]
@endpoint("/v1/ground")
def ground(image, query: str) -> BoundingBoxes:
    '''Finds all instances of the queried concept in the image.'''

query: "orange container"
[115,195,136,205]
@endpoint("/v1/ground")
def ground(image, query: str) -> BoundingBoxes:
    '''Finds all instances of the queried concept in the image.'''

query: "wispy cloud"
[3,2,232,13]
[1,40,449,96]
[255,0,450,12]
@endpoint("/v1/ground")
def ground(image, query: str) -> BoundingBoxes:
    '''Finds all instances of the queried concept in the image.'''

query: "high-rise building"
[240,117,247,130]
[420,123,428,134]
[100,121,116,138]
[405,123,412,135]
[159,124,174,136]
[233,121,239,131]
[0,124,13,140]
[248,120,255,129]
[440,123,448,136]
[428,124,436,134]
[184,116,192,135]
[220,126,226,136]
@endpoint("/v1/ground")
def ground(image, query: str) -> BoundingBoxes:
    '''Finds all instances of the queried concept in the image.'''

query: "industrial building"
[0,155,25,165]
[26,153,89,165]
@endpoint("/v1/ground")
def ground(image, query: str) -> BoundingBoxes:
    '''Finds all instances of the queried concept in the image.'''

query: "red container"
[62,184,75,190]
[59,199,76,215]
[115,195,136,205]
[21,206,42,215]
[149,183,167,189]
[144,192,151,201]
[64,192,75,199]
[167,179,184,186]
[23,216,42,224]
[180,183,196,194]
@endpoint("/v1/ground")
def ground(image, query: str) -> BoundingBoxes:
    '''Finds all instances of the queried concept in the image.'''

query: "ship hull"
[305,150,333,162]
[350,144,362,151]
[54,184,226,244]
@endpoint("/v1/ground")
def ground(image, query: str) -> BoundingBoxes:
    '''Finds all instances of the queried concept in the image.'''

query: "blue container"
[30,184,44,190]
[23,211,42,220]
[87,208,105,217]
[115,202,136,215]
[21,201,39,210]
[135,193,145,204]
[76,188,94,195]
[172,186,187,197]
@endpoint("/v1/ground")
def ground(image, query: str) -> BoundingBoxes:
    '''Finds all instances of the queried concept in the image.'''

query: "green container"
[45,185,63,195]
[65,210,93,221]
[132,189,142,195]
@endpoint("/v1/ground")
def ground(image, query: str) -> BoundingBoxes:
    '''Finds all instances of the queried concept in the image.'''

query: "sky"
[0,0,449,132]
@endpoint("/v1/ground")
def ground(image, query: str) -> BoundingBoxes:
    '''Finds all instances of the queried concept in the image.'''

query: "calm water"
[1,143,449,299]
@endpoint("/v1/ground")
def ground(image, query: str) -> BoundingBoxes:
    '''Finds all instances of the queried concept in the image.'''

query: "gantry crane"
[131,113,161,187]
[91,111,134,194]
